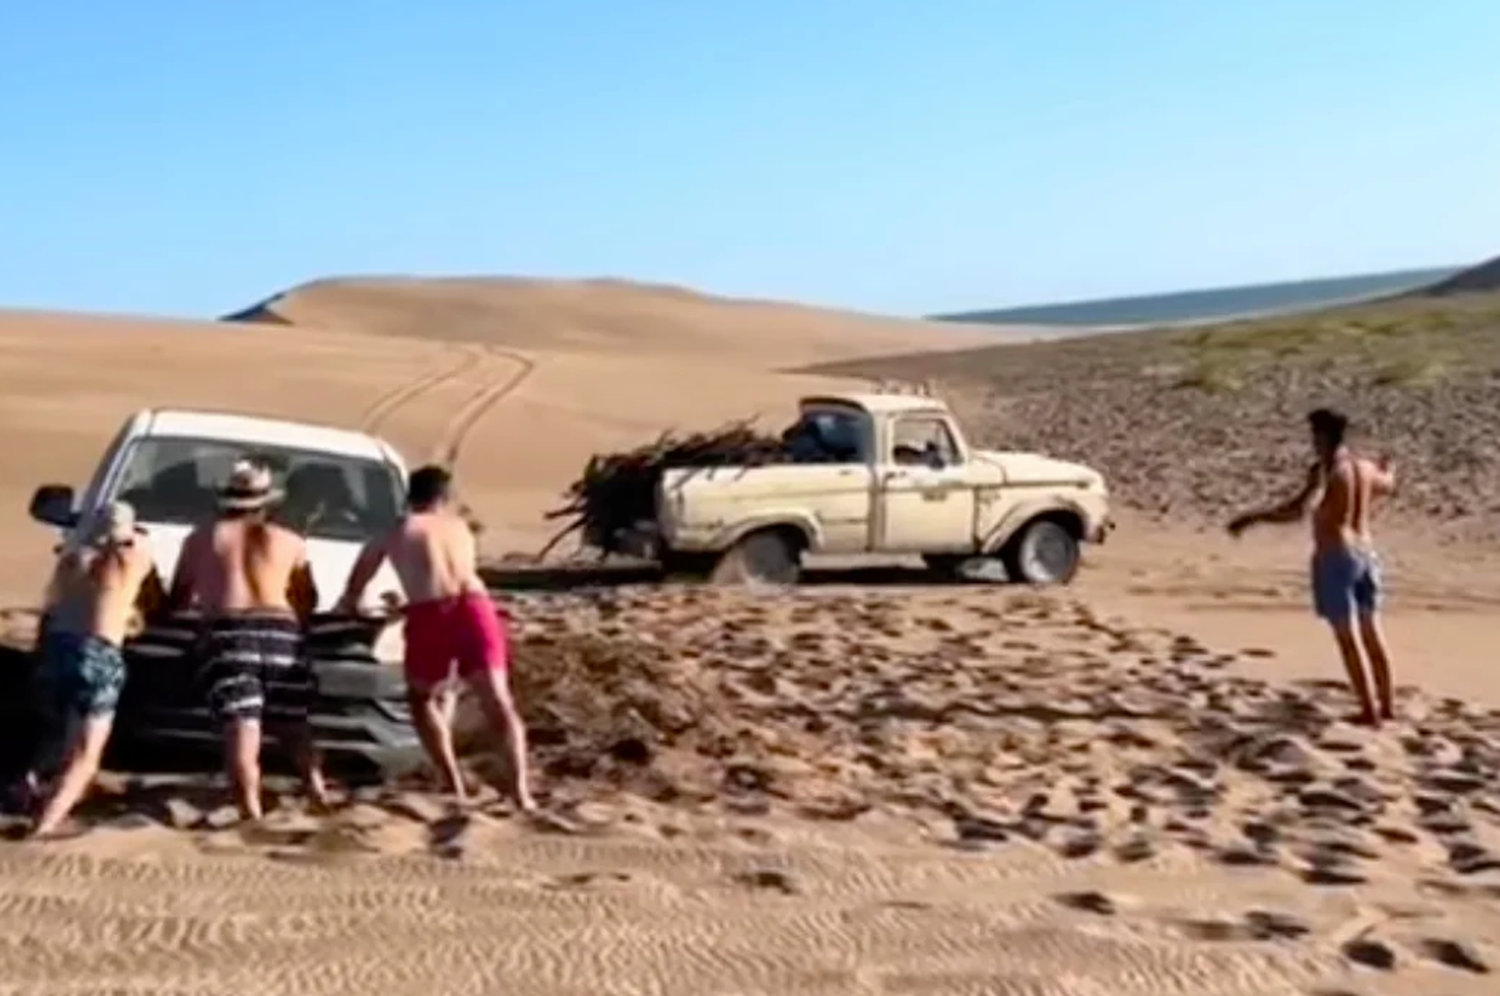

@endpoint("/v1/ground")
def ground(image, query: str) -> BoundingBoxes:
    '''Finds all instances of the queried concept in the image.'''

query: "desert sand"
[1,278,1497,995]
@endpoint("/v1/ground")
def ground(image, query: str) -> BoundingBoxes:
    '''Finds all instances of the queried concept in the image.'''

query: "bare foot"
[25,818,86,843]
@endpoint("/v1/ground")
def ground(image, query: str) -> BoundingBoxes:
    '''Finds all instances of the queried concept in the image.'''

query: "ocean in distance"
[934,265,1461,328]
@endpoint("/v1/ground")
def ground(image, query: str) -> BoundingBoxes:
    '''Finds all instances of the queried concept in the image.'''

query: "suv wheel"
[1002,518,1081,585]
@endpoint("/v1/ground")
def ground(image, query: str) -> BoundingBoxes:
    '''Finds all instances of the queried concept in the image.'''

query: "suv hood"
[973,450,1106,489]
[137,523,404,613]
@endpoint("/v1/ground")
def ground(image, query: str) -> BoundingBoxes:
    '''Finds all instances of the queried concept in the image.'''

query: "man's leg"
[28,712,113,838]
[224,716,265,820]
[407,684,465,797]
[468,668,536,811]
[271,722,329,811]
[1329,620,1378,726]
[1313,552,1379,725]
[268,641,329,810]
[1354,554,1394,721]
[1357,611,1394,721]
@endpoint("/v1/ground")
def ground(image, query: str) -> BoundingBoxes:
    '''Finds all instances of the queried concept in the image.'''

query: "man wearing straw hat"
[170,458,328,820]
[20,501,155,839]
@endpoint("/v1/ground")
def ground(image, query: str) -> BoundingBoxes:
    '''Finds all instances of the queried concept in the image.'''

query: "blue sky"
[2,1,1497,318]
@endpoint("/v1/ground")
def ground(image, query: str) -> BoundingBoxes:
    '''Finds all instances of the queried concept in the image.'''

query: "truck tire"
[710,528,802,586]
[1001,516,1082,585]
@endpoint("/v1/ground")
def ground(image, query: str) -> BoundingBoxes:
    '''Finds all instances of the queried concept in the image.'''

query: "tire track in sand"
[429,344,537,469]
[357,345,485,436]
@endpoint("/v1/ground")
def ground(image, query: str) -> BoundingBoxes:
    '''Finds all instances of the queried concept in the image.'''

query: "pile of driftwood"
[541,419,790,559]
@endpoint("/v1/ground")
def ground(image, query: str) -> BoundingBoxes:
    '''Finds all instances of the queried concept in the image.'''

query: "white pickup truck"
[631,391,1114,586]
[26,408,420,777]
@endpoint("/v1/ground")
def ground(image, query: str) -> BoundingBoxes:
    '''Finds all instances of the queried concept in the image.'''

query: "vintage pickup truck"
[24,408,422,779]
[626,390,1114,586]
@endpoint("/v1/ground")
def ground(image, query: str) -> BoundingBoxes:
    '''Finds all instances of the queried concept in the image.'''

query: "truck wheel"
[1001,517,1081,585]
[710,529,802,586]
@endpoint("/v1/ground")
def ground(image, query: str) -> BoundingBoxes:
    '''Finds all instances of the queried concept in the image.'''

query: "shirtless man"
[336,465,535,809]
[170,459,327,819]
[20,502,155,838]
[1227,408,1398,726]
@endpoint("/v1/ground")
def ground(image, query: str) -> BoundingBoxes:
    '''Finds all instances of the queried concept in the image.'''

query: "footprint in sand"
[1417,937,1491,974]
[1053,890,1123,916]
[1180,909,1311,943]
[734,868,800,895]
[1340,937,1398,971]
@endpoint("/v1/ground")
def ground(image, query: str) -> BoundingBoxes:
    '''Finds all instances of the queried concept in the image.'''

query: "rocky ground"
[824,291,1500,544]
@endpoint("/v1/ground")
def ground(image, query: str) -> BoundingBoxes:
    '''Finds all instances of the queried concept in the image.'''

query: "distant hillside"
[934,266,1461,328]
[1413,254,1500,297]
[223,275,996,363]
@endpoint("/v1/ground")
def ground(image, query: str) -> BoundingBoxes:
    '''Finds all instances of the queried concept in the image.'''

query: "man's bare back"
[1309,453,1394,554]
[175,519,311,617]
[381,511,486,605]
[47,532,153,646]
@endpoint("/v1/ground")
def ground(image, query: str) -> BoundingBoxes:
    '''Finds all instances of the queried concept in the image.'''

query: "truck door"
[876,415,976,553]
[788,405,877,553]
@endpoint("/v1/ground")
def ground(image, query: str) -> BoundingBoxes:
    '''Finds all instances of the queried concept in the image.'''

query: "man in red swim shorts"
[337,465,534,809]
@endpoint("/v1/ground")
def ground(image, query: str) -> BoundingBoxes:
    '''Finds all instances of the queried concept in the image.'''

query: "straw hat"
[84,501,139,548]
[217,459,283,511]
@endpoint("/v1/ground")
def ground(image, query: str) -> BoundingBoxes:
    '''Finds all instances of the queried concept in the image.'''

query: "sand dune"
[227,275,998,360]
[2,277,1499,995]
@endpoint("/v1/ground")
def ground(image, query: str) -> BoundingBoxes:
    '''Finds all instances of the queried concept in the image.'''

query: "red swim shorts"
[402,592,509,691]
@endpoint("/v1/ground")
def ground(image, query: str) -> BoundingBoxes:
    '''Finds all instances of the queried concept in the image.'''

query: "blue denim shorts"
[1311,546,1382,623]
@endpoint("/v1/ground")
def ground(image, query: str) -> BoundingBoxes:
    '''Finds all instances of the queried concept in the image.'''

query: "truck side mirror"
[29,484,79,529]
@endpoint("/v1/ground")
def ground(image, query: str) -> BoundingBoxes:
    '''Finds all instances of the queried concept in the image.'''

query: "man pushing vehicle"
[337,464,535,811]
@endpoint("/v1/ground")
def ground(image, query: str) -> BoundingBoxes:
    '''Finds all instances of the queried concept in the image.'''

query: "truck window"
[784,409,872,464]
[109,436,403,542]
[891,416,962,467]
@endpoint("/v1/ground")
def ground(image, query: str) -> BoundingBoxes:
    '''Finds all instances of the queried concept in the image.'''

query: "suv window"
[110,436,403,542]
[891,417,962,467]
[784,408,872,464]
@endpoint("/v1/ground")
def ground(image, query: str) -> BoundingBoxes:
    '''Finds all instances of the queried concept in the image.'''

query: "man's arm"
[1228,463,1324,537]
[1369,455,1397,496]
[40,552,77,615]
[287,534,319,622]
[335,537,389,614]
[166,531,199,612]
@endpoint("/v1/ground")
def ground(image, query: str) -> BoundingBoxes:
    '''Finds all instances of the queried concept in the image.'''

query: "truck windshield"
[109,436,404,542]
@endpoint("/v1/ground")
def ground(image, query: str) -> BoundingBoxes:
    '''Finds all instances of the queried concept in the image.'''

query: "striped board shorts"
[202,613,314,724]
